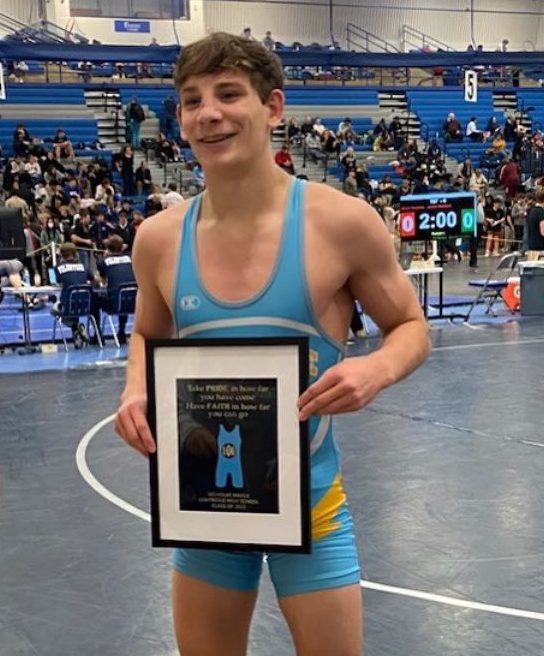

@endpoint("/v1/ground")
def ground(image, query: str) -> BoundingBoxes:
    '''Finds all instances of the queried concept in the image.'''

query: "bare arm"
[299,196,430,419]
[114,217,177,455]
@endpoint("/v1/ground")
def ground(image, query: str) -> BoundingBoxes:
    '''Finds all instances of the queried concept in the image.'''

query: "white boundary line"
[360,580,544,621]
[75,414,150,522]
[76,414,544,624]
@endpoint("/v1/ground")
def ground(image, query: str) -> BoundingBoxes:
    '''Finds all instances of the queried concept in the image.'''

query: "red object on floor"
[502,276,520,310]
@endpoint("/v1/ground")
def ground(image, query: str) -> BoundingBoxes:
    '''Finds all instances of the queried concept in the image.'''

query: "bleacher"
[516,89,544,132]
[0,118,100,157]
[406,88,505,163]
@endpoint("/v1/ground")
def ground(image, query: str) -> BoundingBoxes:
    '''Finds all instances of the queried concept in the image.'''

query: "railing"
[32,20,89,45]
[0,12,61,44]
[346,23,400,53]
[400,25,455,54]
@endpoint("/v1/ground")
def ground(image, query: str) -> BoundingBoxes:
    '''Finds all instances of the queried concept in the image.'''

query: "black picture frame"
[146,337,310,553]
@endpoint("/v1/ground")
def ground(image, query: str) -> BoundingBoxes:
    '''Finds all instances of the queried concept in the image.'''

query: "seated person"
[443,113,463,142]
[50,242,93,349]
[466,116,485,142]
[286,118,302,147]
[304,132,325,162]
[0,259,24,298]
[53,129,75,161]
[93,235,136,345]
[274,143,295,174]
[12,124,31,157]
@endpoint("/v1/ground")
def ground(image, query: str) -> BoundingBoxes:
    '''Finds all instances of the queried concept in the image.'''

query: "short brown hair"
[60,242,77,260]
[105,234,124,253]
[174,32,284,103]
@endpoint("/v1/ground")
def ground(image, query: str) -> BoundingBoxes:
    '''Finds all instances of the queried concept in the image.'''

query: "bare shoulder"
[132,200,191,264]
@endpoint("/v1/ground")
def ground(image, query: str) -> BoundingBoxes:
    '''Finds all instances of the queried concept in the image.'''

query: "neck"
[201,157,292,223]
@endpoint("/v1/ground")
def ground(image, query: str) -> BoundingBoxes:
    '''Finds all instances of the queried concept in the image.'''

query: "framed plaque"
[146,337,310,553]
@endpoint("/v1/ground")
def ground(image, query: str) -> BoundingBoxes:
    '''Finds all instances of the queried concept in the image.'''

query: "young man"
[115,32,430,656]
[93,234,136,345]
[51,242,93,348]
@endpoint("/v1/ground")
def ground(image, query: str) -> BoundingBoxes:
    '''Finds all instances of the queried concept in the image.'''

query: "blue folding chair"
[52,283,103,351]
[100,282,138,348]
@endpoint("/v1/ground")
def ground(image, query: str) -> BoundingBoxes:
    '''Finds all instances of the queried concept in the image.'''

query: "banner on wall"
[114,20,151,34]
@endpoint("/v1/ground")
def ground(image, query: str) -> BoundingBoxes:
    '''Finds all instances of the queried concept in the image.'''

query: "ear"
[176,103,187,141]
[265,89,285,129]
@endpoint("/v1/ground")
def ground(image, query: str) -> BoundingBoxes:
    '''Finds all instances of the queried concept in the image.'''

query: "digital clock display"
[399,192,477,241]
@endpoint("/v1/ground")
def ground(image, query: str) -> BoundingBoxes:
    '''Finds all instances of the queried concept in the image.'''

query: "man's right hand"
[115,394,156,457]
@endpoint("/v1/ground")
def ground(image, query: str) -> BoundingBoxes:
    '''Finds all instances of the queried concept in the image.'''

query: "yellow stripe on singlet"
[311,474,347,541]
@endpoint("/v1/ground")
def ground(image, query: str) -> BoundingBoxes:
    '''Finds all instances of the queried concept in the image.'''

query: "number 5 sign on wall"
[465,70,478,103]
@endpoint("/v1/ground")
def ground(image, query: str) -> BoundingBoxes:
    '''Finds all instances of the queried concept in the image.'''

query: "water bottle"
[23,268,31,286]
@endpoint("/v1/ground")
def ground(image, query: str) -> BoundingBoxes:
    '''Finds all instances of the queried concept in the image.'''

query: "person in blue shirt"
[51,242,93,348]
[93,234,136,344]
[114,32,430,656]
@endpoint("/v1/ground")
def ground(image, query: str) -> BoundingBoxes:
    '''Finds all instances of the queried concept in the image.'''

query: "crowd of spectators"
[274,107,544,266]
[0,118,191,290]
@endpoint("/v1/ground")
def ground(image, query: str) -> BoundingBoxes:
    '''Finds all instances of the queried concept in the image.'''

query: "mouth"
[198,133,237,145]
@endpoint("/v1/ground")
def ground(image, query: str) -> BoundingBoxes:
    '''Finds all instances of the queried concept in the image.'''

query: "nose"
[196,97,223,125]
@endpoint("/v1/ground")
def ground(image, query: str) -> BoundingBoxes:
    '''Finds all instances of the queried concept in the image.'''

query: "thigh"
[279,584,363,656]
[172,569,258,656]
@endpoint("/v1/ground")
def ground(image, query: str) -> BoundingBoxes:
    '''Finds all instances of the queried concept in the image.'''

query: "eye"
[182,97,200,108]
[219,90,241,102]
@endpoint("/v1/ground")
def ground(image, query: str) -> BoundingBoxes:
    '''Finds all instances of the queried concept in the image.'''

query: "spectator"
[117,144,136,196]
[484,197,505,256]
[90,209,115,251]
[499,158,521,198]
[342,170,358,196]
[388,116,404,149]
[241,27,256,41]
[466,116,485,142]
[127,96,146,149]
[146,185,164,216]
[0,258,24,289]
[12,123,31,157]
[163,182,185,208]
[14,60,29,83]
[135,161,152,196]
[70,210,94,269]
[274,144,295,174]
[469,168,488,194]
[457,157,474,190]
[24,155,42,186]
[443,113,463,142]
[526,190,544,251]
[163,94,178,141]
[304,132,325,164]
[262,31,275,51]
[53,128,75,161]
[286,118,302,147]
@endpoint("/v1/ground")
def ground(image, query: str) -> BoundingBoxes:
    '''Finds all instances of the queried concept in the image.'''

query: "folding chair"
[464,252,520,322]
[52,284,103,351]
[100,282,137,348]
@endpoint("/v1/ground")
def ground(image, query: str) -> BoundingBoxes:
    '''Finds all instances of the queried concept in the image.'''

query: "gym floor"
[1,260,543,656]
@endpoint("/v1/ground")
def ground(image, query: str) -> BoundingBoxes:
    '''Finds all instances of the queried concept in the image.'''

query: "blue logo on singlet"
[180,295,201,310]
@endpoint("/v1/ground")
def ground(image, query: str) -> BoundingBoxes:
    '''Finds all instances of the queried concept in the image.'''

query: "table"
[404,267,443,319]
[2,285,60,353]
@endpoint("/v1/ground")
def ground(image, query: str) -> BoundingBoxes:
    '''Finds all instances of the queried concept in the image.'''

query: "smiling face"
[177,69,284,174]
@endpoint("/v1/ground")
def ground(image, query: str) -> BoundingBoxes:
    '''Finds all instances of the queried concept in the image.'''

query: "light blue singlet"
[171,178,360,597]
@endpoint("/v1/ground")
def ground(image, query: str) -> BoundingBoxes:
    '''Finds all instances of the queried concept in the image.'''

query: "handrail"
[401,24,455,54]
[346,22,401,53]
[32,19,90,45]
